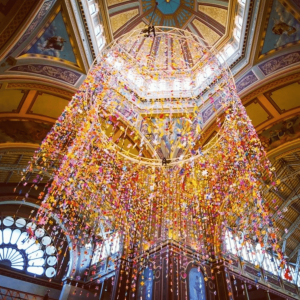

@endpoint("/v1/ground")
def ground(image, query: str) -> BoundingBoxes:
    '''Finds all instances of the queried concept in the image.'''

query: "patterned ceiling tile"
[8,64,81,85]
[6,83,74,98]
[23,10,77,64]
[245,99,273,127]
[28,92,69,119]
[198,5,228,27]
[264,81,300,113]
[110,9,139,33]
[192,19,220,45]
[261,0,300,56]
[258,51,300,75]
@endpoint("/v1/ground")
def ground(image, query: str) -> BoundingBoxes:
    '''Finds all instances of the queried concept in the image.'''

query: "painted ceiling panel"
[245,101,270,127]
[198,5,228,27]
[192,19,221,45]
[110,9,139,33]
[0,87,25,113]
[261,0,300,55]
[24,11,77,64]
[269,82,300,112]
[29,92,69,119]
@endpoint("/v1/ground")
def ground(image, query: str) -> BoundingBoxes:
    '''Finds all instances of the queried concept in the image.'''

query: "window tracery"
[0,216,58,278]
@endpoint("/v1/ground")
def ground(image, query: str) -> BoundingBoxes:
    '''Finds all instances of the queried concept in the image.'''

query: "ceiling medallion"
[141,0,195,28]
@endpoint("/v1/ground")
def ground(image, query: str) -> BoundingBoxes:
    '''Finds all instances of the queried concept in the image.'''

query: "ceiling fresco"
[260,0,300,57]
[23,11,77,64]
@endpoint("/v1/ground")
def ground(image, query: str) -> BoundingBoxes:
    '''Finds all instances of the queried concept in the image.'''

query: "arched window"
[188,268,206,300]
[0,216,57,278]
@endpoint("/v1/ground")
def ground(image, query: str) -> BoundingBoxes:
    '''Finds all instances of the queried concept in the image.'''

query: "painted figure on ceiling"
[43,36,66,51]
[272,22,296,36]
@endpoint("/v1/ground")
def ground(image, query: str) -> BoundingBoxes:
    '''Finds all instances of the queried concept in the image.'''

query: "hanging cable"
[141,2,158,37]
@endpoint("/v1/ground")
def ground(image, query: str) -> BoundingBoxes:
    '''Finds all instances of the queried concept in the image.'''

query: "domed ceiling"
[0,0,300,272]
[106,0,230,46]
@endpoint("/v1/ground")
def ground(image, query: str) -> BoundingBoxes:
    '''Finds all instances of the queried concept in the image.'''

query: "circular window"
[0,216,57,278]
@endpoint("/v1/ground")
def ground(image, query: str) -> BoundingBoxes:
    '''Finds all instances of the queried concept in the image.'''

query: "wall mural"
[0,120,52,144]
[137,267,153,300]
[262,0,300,54]
[25,11,76,64]
[259,116,300,151]
[188,268,206,300]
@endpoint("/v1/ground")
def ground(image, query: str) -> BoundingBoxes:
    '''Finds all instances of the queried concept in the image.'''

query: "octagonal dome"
[102,27,227,102]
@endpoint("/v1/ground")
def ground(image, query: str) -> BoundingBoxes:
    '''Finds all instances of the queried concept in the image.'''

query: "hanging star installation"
[17,27,285,286]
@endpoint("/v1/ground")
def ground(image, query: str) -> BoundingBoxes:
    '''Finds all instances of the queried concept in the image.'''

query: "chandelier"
[18,27,285,286]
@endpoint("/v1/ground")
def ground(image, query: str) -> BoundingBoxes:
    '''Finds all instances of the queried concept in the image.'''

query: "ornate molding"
[241,72,300,103]
[6,82,74,98]
[8,64,81,85]
[258,51,300,76]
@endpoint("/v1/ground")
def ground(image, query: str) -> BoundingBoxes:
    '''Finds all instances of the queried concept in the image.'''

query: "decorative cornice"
[241,72,300,103]
[6,82,74,98]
